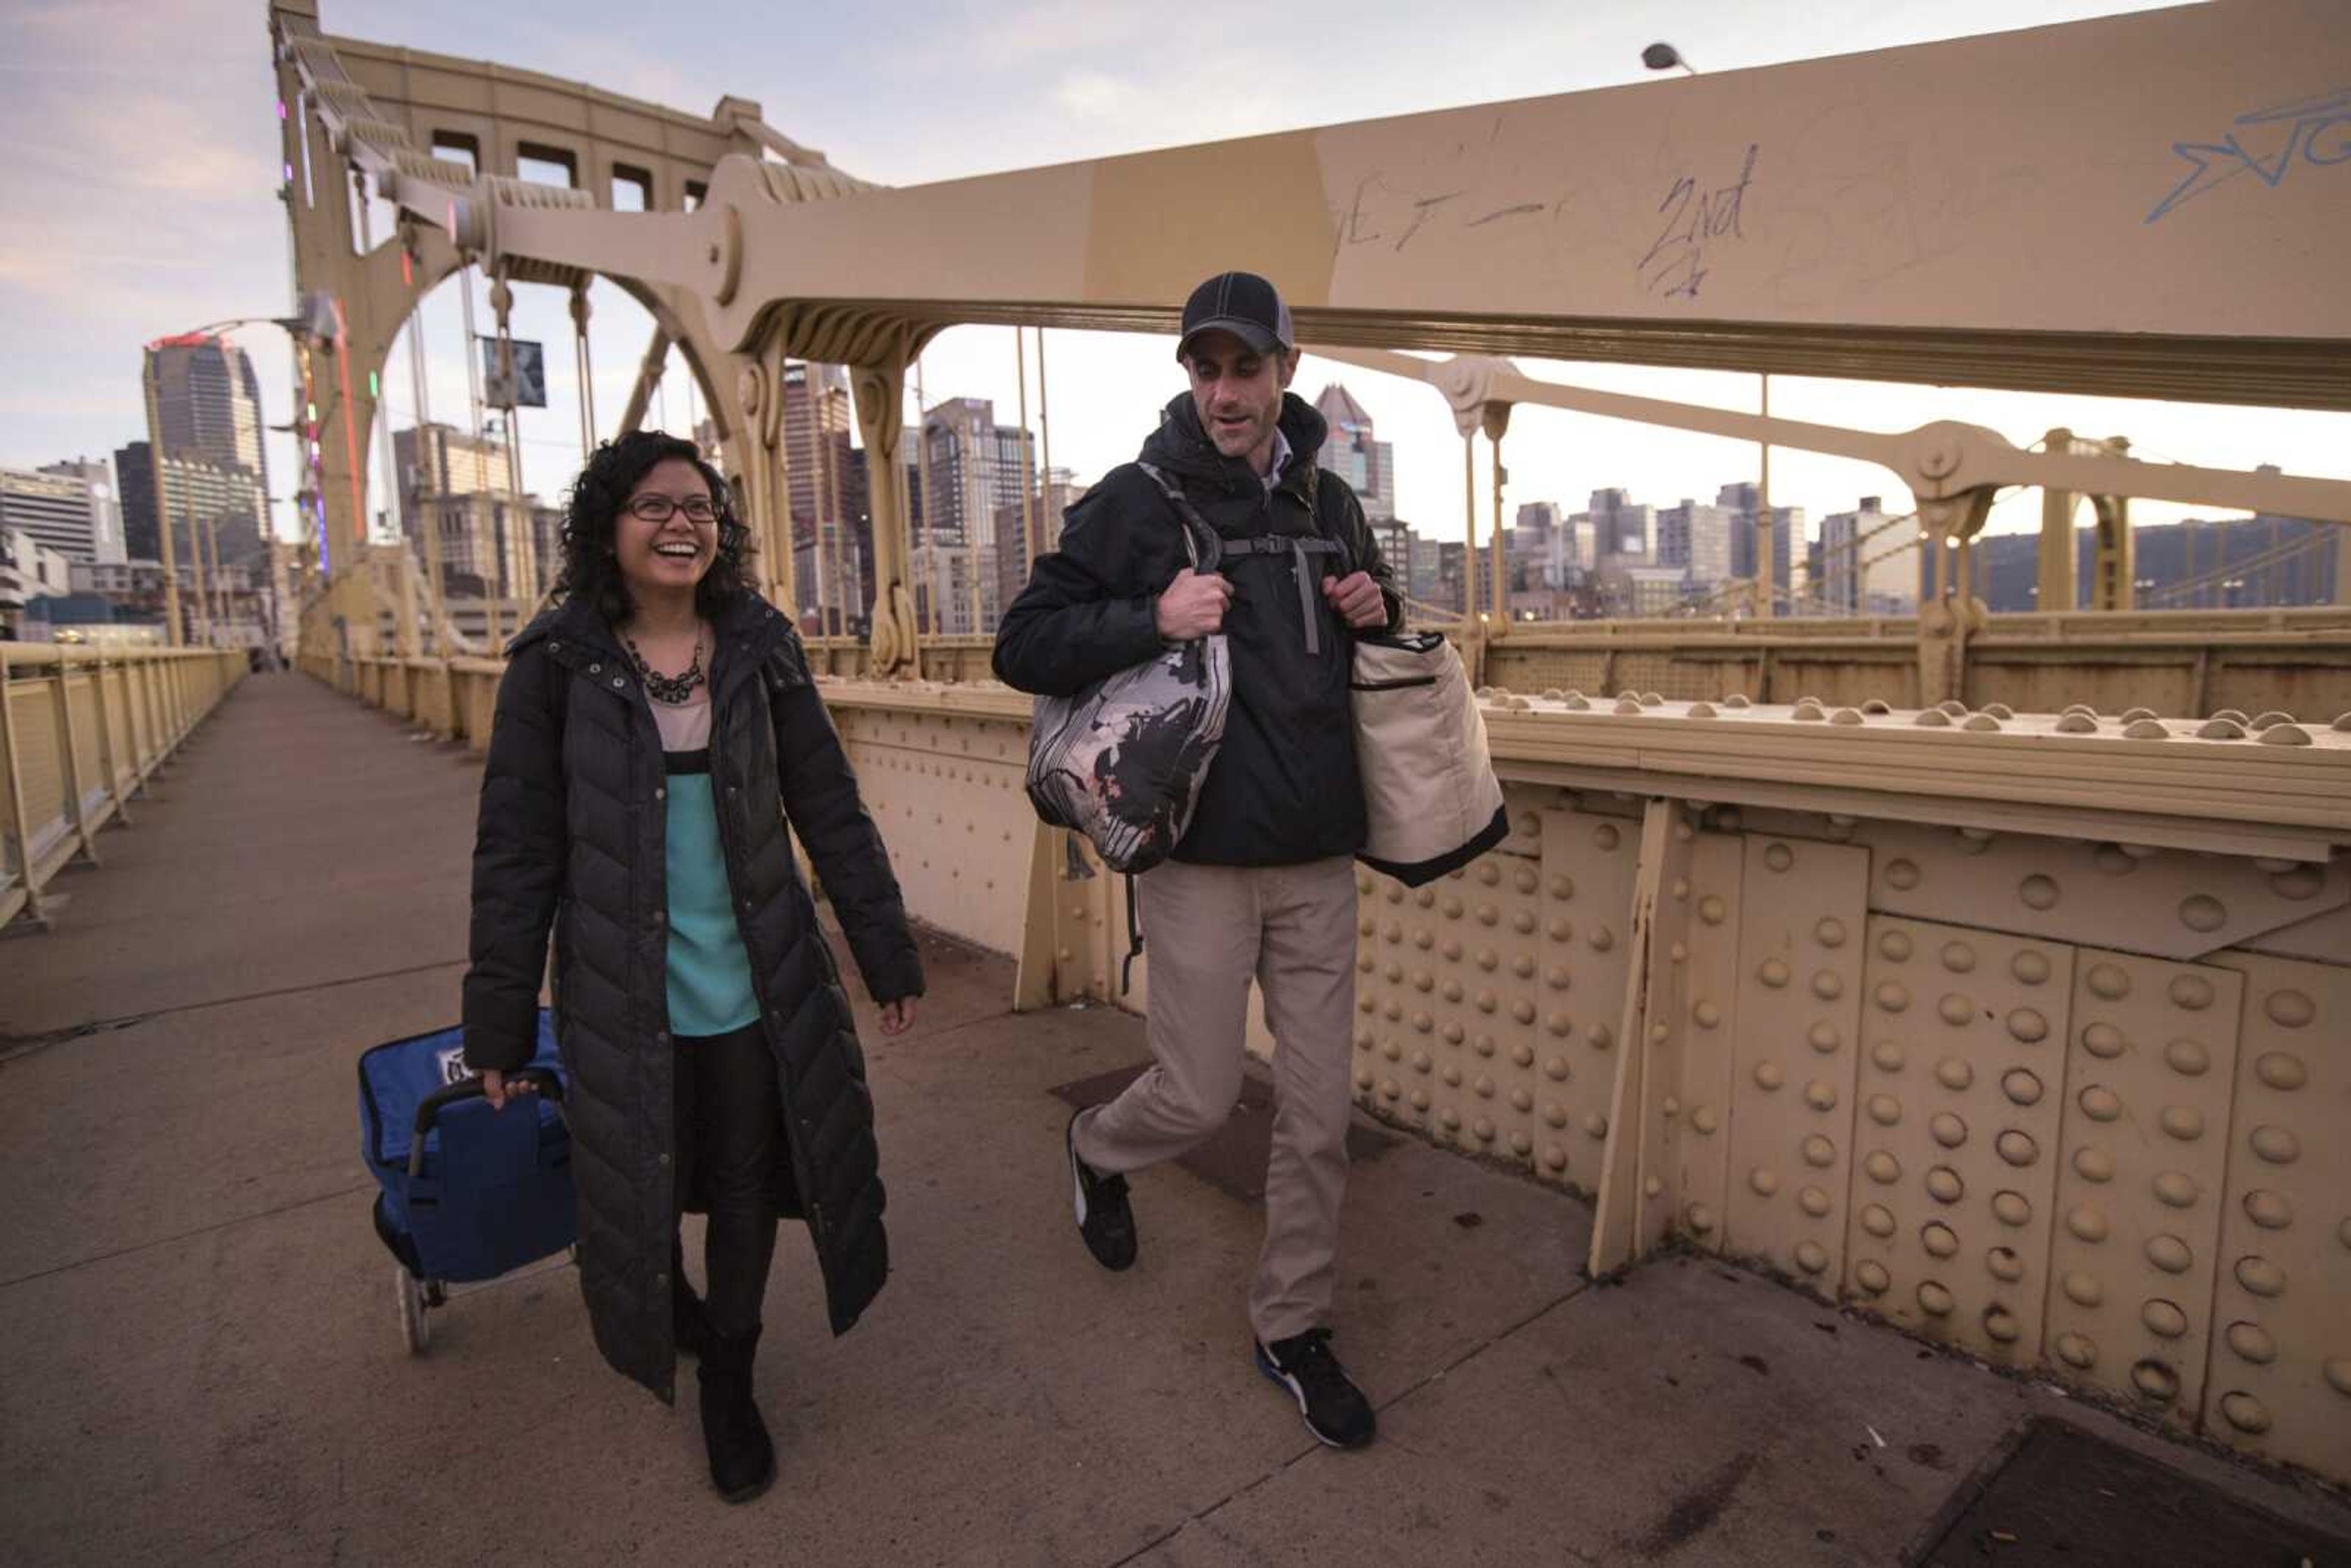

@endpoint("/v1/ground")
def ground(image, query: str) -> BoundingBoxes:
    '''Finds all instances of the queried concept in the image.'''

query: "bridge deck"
[2,673,2344,1564]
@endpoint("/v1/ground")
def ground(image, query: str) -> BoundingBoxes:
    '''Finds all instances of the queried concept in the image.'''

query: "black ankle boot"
[672,1238,711,1359]
[697,1325,775,1504]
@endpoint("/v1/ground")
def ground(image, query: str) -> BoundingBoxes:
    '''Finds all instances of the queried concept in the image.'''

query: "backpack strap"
[1303,463,1362,578]
[1136,463,1349,656]
[1120,872,1143,997]
[1134,463,1218,573]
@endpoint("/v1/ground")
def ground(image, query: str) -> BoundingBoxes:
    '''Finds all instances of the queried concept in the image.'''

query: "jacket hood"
[1139,390,1327,498]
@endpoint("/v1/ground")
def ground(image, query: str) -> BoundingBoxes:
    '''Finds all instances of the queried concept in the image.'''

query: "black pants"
[673,1022,782,1340]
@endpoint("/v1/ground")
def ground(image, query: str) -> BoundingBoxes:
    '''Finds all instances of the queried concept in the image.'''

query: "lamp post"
[1641,42,1697,77]
[1642,42,1777,618]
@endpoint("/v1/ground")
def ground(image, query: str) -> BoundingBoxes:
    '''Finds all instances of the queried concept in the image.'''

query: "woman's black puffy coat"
[462,590,922,1403]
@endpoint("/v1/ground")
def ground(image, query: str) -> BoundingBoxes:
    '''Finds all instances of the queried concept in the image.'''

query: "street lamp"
[1643,42,1697,76]
[1640,43,1787,619]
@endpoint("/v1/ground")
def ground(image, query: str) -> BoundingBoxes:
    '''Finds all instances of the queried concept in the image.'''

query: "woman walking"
[461,430,923,1502]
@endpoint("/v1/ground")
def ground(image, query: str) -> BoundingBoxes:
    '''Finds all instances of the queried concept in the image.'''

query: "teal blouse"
[653,691,760,1037]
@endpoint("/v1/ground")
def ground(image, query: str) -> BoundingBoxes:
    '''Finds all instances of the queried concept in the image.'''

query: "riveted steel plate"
[1854,820,2349,961]
[1848,916,2074,1365]
[2044,950,2244,1428]
[1722,835,1870,1299]
[2199,950,2350,1479]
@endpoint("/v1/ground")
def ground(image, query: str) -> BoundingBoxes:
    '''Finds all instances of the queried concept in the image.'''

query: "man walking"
[993,271,1400,1449]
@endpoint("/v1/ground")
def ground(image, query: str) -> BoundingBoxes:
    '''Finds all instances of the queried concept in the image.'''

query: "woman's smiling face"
[615,457,718,600]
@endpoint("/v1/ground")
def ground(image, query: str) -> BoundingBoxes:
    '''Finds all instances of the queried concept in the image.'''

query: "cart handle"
[408,1068,565,1176]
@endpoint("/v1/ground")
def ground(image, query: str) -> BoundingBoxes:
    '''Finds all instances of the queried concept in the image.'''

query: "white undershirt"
[650,683,711,751]
[1261,427,1292,493]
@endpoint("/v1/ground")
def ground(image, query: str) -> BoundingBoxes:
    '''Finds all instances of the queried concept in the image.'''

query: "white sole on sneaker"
[1254,1345,1351,1450]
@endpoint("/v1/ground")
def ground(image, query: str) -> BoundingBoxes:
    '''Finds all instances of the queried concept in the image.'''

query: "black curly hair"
[550,429,754,625]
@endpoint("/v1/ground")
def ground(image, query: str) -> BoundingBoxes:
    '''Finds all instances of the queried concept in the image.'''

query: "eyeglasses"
[627,493,719,523]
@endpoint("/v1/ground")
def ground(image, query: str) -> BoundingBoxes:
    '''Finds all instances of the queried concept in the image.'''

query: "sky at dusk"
[4,0,2345,559]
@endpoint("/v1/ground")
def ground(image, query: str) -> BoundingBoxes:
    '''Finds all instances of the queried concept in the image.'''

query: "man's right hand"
[1155,569,1233,641]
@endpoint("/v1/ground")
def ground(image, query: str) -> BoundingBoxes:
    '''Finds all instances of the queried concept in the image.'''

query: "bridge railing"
[1,644,247,934]
[1479,606,2351,716]
[797,610,2351,721]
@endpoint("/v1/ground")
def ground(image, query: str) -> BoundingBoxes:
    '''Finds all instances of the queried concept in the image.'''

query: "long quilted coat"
[462,590,923,1403]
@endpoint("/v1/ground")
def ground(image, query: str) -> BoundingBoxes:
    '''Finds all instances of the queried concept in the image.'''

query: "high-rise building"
[1612,564,1699,617]
[784,362,854,539]
[530,501,566,588]
[1655,498,1734,595]
[394,423,512,537]
[1434,541,1466,612]
[1408,535,1450,612]
[794,521,868,636]
[144,334,272,547]
[1583,489,1657,561]
[1515,503,1595,593]
[113,442,269,580]
[2,528,78,637]
[1313,383,1395,522]
[1715,482,1802,606]
[918,397,1035,634]
[1,463,117,563]
[1816,497,1918,615]
[1502,506,1549,594]
[992,469,1079,625]
[389,421,538,612]
[920,397,1034,550]
[424,493,539,601]
[1368,517,1411,587]
[70,558,174,613]
[1514,502,1561,539]
[785,362,867,631]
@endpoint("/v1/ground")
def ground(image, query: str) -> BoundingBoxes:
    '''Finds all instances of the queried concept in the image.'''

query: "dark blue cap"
[1177,271,1294,360]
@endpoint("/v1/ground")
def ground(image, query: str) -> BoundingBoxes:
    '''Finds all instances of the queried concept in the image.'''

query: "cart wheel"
[397,1266,431,1355]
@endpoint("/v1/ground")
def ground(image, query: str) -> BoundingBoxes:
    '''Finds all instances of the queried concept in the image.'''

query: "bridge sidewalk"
[2,672,2344,1566]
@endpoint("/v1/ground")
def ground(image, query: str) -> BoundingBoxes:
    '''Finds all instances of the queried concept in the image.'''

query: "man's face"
[1184,331,1297,470]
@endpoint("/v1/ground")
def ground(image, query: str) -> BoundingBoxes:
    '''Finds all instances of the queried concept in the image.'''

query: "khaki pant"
[1071,854,1359,1343]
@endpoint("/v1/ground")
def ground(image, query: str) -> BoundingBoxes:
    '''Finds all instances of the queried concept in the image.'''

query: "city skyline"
[5,1,2347,571]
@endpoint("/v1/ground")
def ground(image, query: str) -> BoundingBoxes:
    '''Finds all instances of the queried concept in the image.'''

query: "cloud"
[1051,69,1131,119]
[889,0,1160,77]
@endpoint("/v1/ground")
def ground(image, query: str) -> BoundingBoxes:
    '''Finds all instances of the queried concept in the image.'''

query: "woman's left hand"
[877,997,919,1037]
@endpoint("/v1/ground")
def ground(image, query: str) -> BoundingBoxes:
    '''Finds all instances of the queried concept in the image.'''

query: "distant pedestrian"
[994,272,1400,1449]
[462,430,923,1502]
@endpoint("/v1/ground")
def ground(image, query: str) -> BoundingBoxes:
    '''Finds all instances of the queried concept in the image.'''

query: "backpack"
[1022,464,1232,875]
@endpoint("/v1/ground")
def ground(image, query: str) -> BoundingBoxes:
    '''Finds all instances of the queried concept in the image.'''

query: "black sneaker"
[1066,1111,1137,1271]
[1254,1327,1377,1449]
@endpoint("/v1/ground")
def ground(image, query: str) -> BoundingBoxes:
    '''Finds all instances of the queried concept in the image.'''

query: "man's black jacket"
[993,390,1401,866]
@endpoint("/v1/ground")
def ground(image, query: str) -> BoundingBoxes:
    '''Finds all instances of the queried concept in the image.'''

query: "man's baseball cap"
[1176,271,1295,361]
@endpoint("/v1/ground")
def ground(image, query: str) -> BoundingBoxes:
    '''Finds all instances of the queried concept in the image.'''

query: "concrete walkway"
[3,672,2345,1566]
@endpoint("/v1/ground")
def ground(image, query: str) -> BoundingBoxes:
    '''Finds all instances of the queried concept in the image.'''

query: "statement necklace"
[624,627,707,705]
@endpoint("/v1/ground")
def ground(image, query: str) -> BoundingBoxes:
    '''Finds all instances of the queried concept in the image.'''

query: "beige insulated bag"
[1351,632,1508,887]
